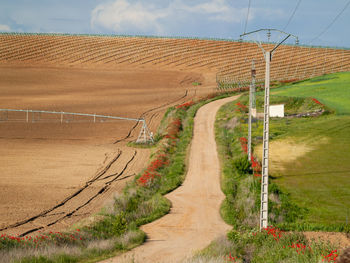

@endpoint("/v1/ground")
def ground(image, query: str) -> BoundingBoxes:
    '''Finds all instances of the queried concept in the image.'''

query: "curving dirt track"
[102,96,239,263]
[0,64,209,236]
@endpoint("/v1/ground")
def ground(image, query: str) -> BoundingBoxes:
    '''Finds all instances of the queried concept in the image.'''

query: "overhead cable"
[243,0,252,35]
[283,0,302,30]
[309,0,350,44]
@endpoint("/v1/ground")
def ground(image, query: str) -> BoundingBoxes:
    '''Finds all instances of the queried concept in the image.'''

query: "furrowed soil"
[0,64,208,236]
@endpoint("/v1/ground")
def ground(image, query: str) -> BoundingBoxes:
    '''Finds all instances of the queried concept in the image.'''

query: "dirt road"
[103,96,239,263]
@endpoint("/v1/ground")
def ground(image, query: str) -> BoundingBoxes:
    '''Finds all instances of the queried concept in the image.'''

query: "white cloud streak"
[0,24,11,32]
[91,0,168,34]
[90,0,252,34]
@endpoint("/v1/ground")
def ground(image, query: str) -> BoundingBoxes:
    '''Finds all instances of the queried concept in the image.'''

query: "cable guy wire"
[283,0,302,30]
[309,0,350,44]
[243,0,251,34]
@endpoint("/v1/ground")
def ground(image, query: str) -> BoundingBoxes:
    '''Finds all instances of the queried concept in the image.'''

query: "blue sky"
[0,0,349,47]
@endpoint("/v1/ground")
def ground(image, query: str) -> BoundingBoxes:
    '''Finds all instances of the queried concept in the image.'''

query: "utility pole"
[240,29,298,230]
[248,60,256,161]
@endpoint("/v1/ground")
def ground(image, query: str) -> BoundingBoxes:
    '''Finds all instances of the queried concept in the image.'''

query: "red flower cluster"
[288,242,312,255]
[224,252,239,262]
[0,229,83,247]
[251,155,262,177]
[255,226,338,262]
[137,153,169,186]
[263,225,284,241]
[176,101,194,110]
[239,137,262,176]
[235,102,248,113]
[312,98,324,106]
[165,118,182,139]
[239,137,248,153]
[322,250,338,262]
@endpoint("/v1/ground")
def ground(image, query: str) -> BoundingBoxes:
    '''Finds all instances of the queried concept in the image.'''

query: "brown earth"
[304,232,350,250]
[102,96,239,263]
[0,64,210,236]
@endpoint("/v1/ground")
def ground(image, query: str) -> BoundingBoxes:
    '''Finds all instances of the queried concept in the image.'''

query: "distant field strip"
[0,34,349,86]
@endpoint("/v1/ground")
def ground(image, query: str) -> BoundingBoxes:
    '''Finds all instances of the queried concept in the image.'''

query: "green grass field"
[258,72,350,227]
[272,72,350,115]
[268,115,350,225]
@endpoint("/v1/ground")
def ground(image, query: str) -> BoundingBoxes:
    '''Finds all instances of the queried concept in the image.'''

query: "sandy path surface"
[102,96,238,263]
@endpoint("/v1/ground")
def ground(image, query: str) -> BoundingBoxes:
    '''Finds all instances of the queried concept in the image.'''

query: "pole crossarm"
[240,28,299,55]
[240,28,298,41]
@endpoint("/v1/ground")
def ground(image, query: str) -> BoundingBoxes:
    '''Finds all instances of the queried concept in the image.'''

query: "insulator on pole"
[267,30,271,42]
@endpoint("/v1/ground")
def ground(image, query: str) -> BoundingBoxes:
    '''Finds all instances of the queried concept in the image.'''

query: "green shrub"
[233,155,251,175]
[113,212,128,236]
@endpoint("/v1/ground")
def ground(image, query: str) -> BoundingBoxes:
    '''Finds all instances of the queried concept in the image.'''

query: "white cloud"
[91,0,168,34]
[176,0,246,23]
[90,0,249,34]
[0,24,11,32]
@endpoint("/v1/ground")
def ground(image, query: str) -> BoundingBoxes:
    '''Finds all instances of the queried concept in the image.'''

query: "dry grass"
[182,256,227,263]
[183,236,236,263]
[86,238,115,251]
[0,244,81,263]
[235,176,259,227]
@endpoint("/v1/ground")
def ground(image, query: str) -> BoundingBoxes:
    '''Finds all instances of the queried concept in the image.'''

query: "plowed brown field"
[0,64,207,236]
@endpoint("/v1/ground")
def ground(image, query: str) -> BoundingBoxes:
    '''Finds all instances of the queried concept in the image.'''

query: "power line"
[283,0,302,30]
[243,0,251,34]
[309,0,350,44]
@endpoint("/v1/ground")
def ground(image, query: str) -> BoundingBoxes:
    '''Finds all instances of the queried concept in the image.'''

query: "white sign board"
[269,104,284,117]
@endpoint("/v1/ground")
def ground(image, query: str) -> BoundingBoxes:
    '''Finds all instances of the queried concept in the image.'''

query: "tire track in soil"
[1,89,192,235]
[1,77,198,237]
[0,150,124,233]
[20,150,137,237]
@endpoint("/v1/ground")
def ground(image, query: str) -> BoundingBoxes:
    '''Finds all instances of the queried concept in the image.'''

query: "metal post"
[26,110,29,123]
[248,86,252,160]
[94,114,96,123]
[61,112,63,124]
[240,29,298,231]
[260,51,271,230]
[248,60,256,161]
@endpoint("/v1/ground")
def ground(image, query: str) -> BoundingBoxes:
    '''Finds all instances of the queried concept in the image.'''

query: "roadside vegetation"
[0,92,236,263]
[186,72,350,262]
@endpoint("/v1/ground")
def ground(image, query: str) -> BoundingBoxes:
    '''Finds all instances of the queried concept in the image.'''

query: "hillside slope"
[1,33,349,85]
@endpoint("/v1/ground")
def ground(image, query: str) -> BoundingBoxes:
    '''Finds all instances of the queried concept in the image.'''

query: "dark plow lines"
[0,149,137,237]
[1,80,198,237]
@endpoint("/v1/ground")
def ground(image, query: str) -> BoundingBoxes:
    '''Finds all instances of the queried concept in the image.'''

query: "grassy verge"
[0,92,237,263]
[186,73,350,262]
[222,73,350,230]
